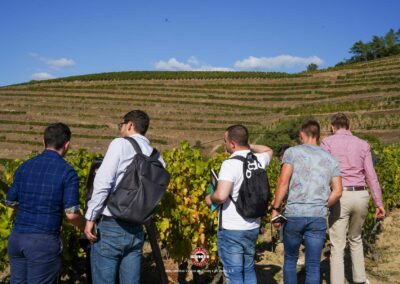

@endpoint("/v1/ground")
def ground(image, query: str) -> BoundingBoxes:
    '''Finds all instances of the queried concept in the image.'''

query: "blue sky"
[0,0,399,86]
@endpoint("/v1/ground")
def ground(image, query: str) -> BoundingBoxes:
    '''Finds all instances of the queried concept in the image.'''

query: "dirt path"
[365,208,400,284]
[255,208,400,284]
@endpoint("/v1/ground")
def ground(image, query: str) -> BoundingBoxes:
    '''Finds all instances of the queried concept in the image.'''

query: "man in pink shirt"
[321,113,385,284]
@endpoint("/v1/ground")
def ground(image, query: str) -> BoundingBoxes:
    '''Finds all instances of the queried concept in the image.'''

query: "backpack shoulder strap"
[229,156,246,162]
[226,155,248,208]
[150,148,160,160]
[124,137,143,155]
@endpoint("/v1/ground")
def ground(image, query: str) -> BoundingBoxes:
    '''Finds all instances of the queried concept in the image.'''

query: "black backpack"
[229,152,270,218]
[106,137,170,224]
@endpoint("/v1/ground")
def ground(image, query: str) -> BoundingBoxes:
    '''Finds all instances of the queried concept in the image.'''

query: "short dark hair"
[226,124,249,146]
[331,113,350,130]
[44,123,71,150]
[123,110,150,135]
[301,119,320,140]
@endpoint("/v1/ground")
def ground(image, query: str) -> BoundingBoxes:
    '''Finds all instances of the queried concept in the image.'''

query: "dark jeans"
[217,228,259,284]
[8,231,62,284]
[283,217,326,284]
[91,217,144,284]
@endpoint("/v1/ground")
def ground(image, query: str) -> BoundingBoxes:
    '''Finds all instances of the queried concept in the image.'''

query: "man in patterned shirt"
[272,119,342,284]
[6,123,85,284]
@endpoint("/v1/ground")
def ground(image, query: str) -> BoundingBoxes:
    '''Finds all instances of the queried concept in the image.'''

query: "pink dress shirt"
[320,129,383,207]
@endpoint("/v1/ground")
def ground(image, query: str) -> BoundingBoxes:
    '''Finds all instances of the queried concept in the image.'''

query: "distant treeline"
[337,28,400,66]
[27,71,308,83]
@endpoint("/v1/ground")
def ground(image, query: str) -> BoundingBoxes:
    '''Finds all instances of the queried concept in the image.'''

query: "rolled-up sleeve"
[363,145,383,207]
[85,139,121,221]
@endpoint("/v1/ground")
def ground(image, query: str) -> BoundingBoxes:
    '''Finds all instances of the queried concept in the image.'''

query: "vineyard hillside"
[0,55,399,159]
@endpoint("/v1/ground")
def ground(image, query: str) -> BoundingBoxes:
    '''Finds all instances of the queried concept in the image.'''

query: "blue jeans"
[8,231,62,284]
[283,217,326,284]
[91,217,144,284]
[217,228,259,284]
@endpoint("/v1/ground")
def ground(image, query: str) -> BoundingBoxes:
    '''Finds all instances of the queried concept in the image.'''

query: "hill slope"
[0,55,399,159]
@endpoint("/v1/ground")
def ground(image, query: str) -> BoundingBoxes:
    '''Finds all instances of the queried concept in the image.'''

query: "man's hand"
[205,194,212,206]
[271,209,281,228]
[84,220,98,243]
[375,206,386,219]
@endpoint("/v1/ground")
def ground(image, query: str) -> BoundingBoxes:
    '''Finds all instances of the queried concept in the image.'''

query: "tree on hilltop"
[307,63,318,72]
[338,27,400,65]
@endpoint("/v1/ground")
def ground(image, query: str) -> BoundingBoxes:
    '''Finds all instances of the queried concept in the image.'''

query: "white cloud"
[155,55,323,72]
[31,72,55,80]
[234,55,324,70]
[155,58,192,71]
[155,57,233,71]
[43,57,75,68]
[187,56,199,65]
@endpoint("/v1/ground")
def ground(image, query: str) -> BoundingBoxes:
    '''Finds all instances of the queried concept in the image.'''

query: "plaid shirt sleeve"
[63,167,80,211]
[5,166,22,207]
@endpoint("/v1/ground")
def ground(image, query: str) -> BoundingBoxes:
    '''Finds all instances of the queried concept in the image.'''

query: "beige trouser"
[329,190,370,284]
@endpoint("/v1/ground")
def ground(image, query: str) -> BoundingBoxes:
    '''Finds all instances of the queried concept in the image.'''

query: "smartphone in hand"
[271,214,287,224]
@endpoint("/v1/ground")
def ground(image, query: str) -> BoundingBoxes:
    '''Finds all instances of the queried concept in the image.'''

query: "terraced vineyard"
[0,55,399,159]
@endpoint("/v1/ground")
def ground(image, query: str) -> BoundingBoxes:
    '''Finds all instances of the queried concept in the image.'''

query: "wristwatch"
[271,207,281,212]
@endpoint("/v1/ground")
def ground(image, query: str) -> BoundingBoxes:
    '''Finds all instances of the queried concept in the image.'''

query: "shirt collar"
[129,133,150,144]
[335,129,352,136]
[43,149,63,158]
[229,149,251,158]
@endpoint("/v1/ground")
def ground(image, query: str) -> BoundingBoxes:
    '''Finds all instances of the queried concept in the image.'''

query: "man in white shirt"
[205,124,273,284]
[84,110,165,284]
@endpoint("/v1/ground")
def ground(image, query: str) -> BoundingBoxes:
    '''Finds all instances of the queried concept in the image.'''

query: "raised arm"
[249,144,273,160]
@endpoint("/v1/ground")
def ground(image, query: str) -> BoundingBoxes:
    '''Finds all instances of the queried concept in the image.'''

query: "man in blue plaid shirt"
[6,123,85,284]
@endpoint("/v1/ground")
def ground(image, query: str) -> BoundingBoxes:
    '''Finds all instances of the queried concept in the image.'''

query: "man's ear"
[64,141,70,152]
[128,121,135,132]
[299,131,303,143]
[230,140,236,150]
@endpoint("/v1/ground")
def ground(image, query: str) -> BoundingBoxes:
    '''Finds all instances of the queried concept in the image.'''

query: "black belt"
[100,215,115,221]
[343,186,366,191]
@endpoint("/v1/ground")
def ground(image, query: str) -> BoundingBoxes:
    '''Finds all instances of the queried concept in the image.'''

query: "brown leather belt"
[343,186,366,191]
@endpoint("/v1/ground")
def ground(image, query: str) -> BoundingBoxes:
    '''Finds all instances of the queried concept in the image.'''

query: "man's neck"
[123,131,140,137]
[45,147,64,156]
[232,146,250,153]
[333,127,349,134]
[302,138,318,146]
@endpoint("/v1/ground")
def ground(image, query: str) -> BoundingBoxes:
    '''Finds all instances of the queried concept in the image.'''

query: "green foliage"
[0,180,13,271]
[307,63,318,72]
[253,119,304,152]
[18,71,308,84]
[0,142,399,278]
[338,27,400,65]
[155,141,227,265]
[156,141,281,267]
[363,144,400,247]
